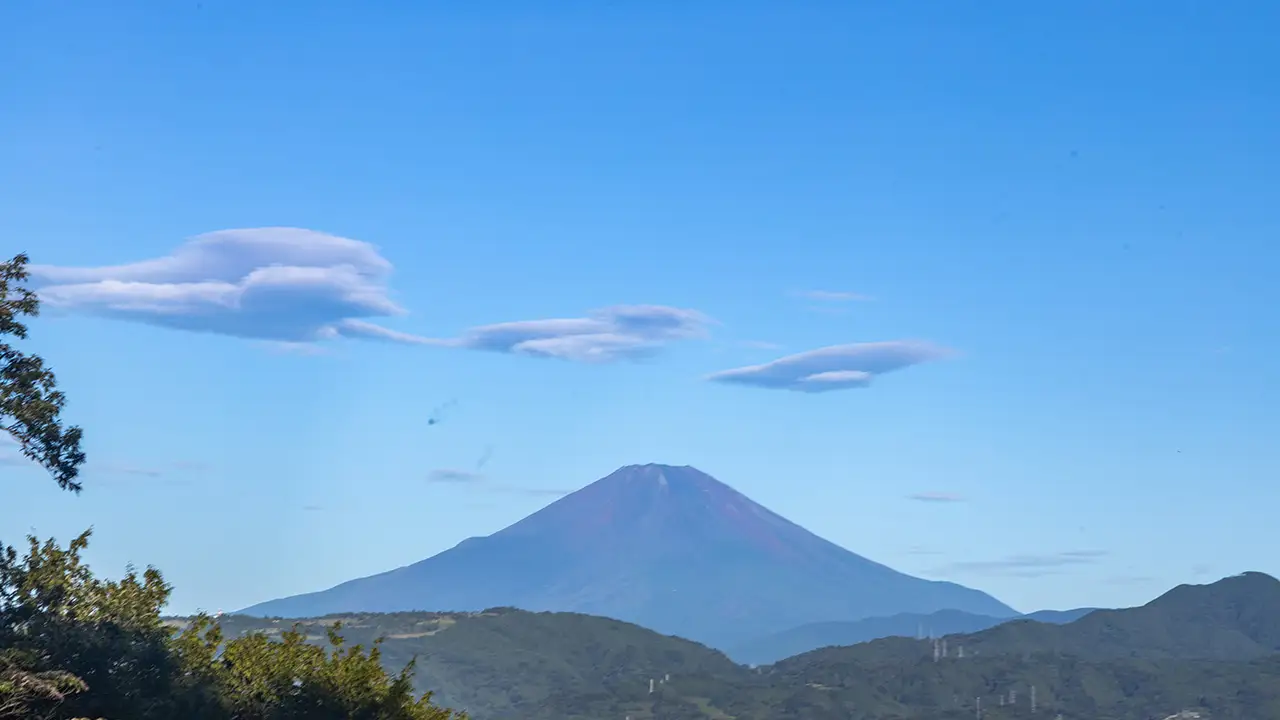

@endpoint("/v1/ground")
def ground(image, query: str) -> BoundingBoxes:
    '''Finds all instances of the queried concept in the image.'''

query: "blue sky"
[2,0,1277,617]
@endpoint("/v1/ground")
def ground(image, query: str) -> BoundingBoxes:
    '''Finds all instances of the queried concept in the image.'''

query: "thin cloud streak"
[426,468,571,498]
[907,492,967,503]
[427,469,485,484]
[933,550,1109,577]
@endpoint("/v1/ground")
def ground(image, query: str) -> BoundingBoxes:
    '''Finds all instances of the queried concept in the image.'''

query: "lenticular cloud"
[30,227,412,344]
[30,228,714,362]
[706,341,950,392]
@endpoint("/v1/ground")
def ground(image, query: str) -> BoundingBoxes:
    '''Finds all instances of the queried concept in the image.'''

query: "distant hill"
[1023,608,1099,624]
[209,571,1280,719]
[208,608,752,719]
[237,463,1015,648]
[728,606,1097,665]
[940,571,1280,662]
[782,571,1280,668]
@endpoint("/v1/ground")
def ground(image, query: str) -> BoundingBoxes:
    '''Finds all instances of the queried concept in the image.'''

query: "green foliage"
[0,530,182,720]
[174,616,463,720]
[0,253,85,492]
[208,609,745,719]
[0,531,465,720]
[0,657,88,720]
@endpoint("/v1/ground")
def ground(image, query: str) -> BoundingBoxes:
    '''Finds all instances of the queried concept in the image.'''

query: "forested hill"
[204,572,1280,720]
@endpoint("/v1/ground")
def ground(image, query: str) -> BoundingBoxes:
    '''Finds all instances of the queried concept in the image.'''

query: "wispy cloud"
[907,491,967,503]
[934,550,1108,578]
[706,341,951,393]
[426,467,571,498]
[427,469,485,484]
[99,464,163,478]
[423,305,713,363]
[30,228,418,345]
[795,290,872,302]
[0,442,201,484]
[92,460,206,481]
[905,545,943,556]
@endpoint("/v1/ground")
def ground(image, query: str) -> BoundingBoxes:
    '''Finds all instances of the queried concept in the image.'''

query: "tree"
[0,531,467,720]
[0,530,183,720]
[0,255,464,718]
[174,618,464,720]
[0,253,85,492]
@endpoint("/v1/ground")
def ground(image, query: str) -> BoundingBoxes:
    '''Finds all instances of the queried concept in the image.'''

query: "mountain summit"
[238,464,1015,647]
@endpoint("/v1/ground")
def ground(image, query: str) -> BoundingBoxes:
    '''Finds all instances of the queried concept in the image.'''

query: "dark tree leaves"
[0,253,86,492]
[1,531,466,720]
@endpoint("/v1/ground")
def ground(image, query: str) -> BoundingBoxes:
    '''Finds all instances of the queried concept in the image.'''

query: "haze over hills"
[238,463,1015,647]
[212,571,1280,719]
[728,606,1099,665]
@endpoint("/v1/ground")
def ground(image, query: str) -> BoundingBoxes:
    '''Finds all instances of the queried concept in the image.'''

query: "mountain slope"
[238,463,1014,647]
[783,571,1280,667]
[727,606,1098,665]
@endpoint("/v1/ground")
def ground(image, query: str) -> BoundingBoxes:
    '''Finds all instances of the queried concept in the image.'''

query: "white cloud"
[706,341,950,393]
[447,304,711,363]
[30,228,712,362]
[30,228,413,344]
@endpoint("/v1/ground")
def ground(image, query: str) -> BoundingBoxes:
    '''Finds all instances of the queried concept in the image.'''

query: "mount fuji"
[237,464,1015,648]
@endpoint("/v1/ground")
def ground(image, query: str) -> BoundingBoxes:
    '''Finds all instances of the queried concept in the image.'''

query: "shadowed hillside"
[206,572,1280,720]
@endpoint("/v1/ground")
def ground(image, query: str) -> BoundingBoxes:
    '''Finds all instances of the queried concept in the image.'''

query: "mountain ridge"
[238,463,1015,647]
[728,606,1099,665]
[781,571,1280,667]
[214,570,1280,719]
